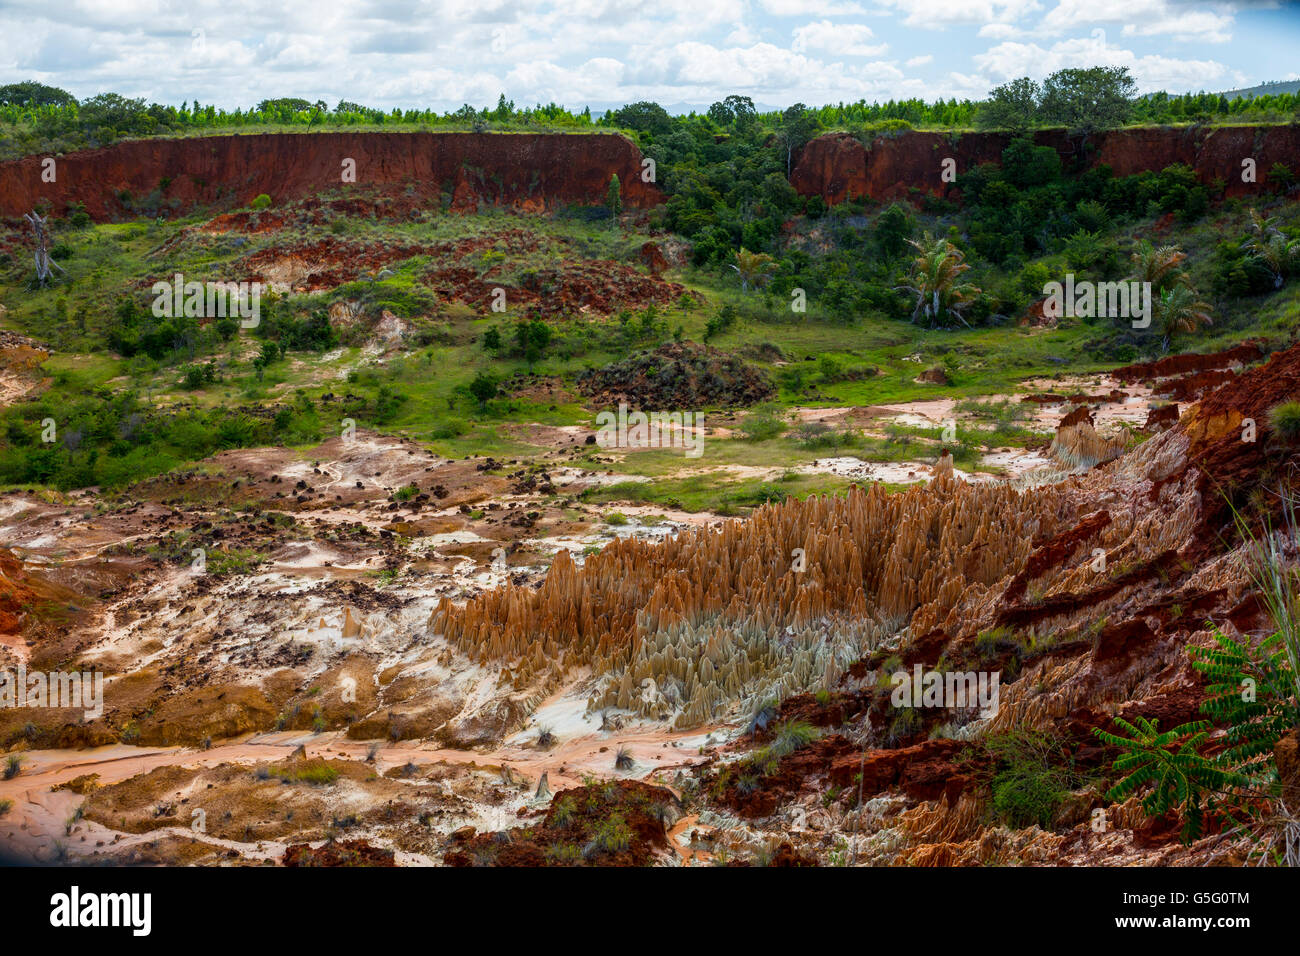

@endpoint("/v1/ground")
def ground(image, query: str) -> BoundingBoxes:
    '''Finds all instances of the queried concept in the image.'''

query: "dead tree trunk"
[24,211,65,287]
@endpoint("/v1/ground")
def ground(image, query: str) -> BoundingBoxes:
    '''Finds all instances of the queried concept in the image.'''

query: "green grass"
[268,761,340,785]
[1,188,1295,498]
[579,472,850,514]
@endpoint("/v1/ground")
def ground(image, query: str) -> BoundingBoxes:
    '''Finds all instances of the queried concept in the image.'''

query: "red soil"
[281,839,396,867]
[235,229,684,313]
[444,780,677,867]
[0,132,662,221]
[791,126,1300,205]
[0,547,34,636]
[1112,341,1265,382]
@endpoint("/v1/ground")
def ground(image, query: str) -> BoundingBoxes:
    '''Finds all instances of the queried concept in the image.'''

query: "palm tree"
[730,248,775,292]
[1129,240,1188,293]
[899,234,980,328]
[1245,208,1298,289]
[1156,284,1213,353]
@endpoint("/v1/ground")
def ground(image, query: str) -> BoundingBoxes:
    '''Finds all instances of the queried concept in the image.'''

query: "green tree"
[729,249,775,292]
[1155,284,1213,353]
[977,77,1041,134]
[707,94,757,131]
[609,101,672,136]
[1040,66,1136,135]
[469,373,498,409]
[0,80,76,107]
[900,235,981,328]
[514,319,552,370]
[874,203,914,260]
[607,173,622,218]
[1245,208,1300,288]
[1129,240,1189,293]
[256,97,313,114]
[775,103,818,176]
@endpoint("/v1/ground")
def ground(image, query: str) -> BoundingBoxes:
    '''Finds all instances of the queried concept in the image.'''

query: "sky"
[0,0,1297,113]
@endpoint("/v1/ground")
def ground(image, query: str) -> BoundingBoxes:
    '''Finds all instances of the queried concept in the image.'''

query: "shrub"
[588,813,632,854]
[469,373,497,409]
[987,730,1081,829]
[703,305,738,342]
[271,760,339,785]
[1093,717,1240,842]
[746,699,779,735]
[739,405,785,442]
[430,418,467,440]
[549,795,576,829]
[1267,401,1300,442]
[543,843,583,864]
[614,745,634,770]
[770,720,818,758]
[249,193,272,210]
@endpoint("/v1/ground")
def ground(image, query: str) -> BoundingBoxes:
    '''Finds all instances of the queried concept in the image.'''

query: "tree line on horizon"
[1,65,1298,161]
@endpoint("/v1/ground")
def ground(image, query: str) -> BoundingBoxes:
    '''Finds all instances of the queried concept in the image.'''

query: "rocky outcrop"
[790,125,1300,205]
[576,343,775,410]
[0,132,662,220]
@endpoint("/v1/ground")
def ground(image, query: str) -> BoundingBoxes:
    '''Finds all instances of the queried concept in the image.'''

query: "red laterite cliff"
[790,124,1300,205]
[0,131,663,220]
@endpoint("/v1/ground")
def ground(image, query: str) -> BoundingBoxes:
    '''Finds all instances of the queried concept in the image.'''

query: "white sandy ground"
[0,701,724,865]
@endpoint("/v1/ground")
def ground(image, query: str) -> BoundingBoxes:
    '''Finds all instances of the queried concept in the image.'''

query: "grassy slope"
[1,191,1297,511]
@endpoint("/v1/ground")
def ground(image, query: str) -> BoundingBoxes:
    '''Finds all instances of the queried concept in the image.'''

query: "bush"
[986,731,1081,830]
[270,760,339,785]
[770,720,818,758]
[703,305,737,342]
[249,193,272,210]
[738,405,785,442]
[589,813,633,854]
[430,418,467,440]
[469,372,497,409]
[1267,400,1300,441]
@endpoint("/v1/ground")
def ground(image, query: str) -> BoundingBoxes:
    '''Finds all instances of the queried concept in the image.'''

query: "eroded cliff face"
[790,125,1300,205]
[0,132,663,220]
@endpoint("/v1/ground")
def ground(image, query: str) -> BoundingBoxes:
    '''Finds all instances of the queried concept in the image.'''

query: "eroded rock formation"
[431,341,1298,764]
[0,132,663,220]
[791,125,1300,205]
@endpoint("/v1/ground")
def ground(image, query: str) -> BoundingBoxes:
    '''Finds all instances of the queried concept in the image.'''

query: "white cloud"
[1042,0,1235,43]
[0,0,1275,111]
[792,20,888,56]
[877,0,1042,29]
[759,0,867,14]
[974,33,1236,92]
[978,22,1025,39]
